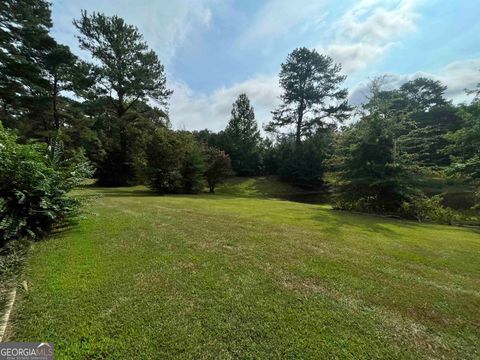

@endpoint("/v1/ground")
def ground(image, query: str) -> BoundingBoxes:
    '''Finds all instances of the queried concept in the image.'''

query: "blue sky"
[50,0,480,131]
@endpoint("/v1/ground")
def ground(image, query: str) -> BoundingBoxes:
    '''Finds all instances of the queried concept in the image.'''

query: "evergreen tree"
[224,94,262,175]
[44,43,92,133]
[182,144,206,194]
[398,78,461,167]
[403,105,463,167]
[74,11,172,185]
[335,114,413,213]
[0,0,55,135]
[399,77,448,111]
[445,98,480,181]
[266,48,351,144]
[335,80,414,213]
[276,125,336,187]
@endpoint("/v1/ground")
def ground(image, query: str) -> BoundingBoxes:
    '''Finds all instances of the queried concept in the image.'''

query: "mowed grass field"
[6,180,480,359]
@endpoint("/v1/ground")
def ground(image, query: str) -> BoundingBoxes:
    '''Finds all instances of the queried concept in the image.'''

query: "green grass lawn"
[6,182,480,359]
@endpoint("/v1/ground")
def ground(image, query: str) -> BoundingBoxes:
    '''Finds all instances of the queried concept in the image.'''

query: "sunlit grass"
[8,182,480,359]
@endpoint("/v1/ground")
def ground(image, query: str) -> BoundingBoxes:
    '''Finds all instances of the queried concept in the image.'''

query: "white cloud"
[348,58,480,105]
[169,0,427,131]
[321,0,422,74]
[324,43,392,73]
[51,0,215,65]
[170,75,281,131]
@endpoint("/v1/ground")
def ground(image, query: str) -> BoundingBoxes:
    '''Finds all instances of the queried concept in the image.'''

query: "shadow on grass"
[309,210,403,238]
[216,177,332,205]
[91,188,156,197]
[312,207,480,238]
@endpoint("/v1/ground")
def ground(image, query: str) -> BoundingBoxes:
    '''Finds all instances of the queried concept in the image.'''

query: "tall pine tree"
[74,11,172,185]
[267,48,351,144]
[0,0,55,138]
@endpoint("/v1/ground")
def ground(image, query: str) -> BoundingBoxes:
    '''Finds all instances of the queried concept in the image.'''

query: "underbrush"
[334,193,479,226]
[0,123,92,243]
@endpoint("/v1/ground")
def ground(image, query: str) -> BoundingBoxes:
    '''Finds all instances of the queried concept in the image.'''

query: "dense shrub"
[474,188,480,210]
[181,147,206,194]
[0,123,92,244]
[334,113,414,214]
[94,113,160,187]
[275,129,335,187]
[147,128,207,194]
[204,147,232,193]
[400,194,457,224]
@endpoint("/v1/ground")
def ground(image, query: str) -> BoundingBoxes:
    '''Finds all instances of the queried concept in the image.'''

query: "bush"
[0,123,92,244]
[146,128,207,194]
[400,194,457,224]
[276,134,330,187]
[333,113,415,214]
[473,186,480,210]
[182,147,206,194]
[204,147,232,193]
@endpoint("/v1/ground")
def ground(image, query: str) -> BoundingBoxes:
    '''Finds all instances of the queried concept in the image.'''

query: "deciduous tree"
[204,147,232,193]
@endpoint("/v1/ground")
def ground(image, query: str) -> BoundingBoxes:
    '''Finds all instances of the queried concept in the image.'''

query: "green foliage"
[402,105,463,167]
[267,47,351,144]
[223,94,262,175]
[73,11,172,186]
[445,100,480,181]
[0,237,29,275]
[0,0,55,124]
[275,128,334,187]
[73,11,172,107]
[0,0,478,226]
[0,123,92,243]
[399,77,448,111]
[42,43,93,142]
[400,194,457,224]
[334,112,414,214]
[182,146,206,194]
[146,128,206,194]
[444,96,480,210]
[92,102,168,186]
[204,147,232,193]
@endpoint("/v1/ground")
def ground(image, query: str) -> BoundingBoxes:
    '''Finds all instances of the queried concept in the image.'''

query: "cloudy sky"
[50,0,480,131]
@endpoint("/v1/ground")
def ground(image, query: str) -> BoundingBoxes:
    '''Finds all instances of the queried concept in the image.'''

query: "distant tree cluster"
[332,76,479,220]
[1,0,479,231]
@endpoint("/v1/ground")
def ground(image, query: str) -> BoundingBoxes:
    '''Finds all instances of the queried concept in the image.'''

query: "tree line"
[1,0,479,240]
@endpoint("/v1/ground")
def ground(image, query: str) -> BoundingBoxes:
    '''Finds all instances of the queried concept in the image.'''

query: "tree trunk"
[52,76,60,132]
[295,103,304,145]
[393,138,397,165]
[117,93,130,185]
[209,181,215,193]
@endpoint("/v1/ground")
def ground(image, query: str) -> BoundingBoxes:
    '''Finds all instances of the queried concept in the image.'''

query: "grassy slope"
[214,176,313,197]
[7,180,480,359]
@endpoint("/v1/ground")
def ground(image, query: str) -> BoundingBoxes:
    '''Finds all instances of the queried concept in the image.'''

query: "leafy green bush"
[146,128,207,194]
[0,123,92,243]
[204,147,232,193]
[181,147,206,194]
[474,187,480,210]
[400,194,458,224]
[275,132,332,187]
